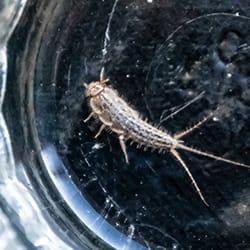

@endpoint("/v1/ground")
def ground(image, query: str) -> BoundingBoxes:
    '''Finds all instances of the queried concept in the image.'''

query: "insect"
[83,76,250,206]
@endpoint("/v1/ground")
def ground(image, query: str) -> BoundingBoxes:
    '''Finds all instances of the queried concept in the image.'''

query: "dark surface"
[4,0,250,249]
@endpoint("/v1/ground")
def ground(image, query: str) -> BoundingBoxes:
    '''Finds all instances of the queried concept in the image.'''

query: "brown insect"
[83,77,250,206]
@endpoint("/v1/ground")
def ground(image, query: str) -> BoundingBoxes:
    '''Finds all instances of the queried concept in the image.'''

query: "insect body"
[84,78,250,206]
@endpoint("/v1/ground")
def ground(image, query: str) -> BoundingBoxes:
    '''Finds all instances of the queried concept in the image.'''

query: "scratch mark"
[135,223,180,247]
[159,91,205,124]
[67,64,72,89]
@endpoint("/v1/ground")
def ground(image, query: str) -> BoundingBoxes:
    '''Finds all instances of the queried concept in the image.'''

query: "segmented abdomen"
[99,87,175,148]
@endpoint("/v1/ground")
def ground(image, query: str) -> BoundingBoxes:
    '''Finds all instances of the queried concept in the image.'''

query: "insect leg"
[170,148,209,206]
[95,124,106,138]
[119,135,129,164]
[83,112,95,123]
[174,112,214,140]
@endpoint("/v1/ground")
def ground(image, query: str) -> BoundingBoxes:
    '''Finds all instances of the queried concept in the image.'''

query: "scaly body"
[84,78,250,206]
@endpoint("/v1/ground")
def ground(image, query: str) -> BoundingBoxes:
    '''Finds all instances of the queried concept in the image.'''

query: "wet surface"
[4,0,250,249]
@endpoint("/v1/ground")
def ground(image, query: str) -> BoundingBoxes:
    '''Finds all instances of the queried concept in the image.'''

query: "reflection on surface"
[41,145,145,250]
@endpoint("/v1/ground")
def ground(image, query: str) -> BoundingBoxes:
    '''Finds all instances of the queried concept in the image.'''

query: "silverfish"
[83,77,250,206]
